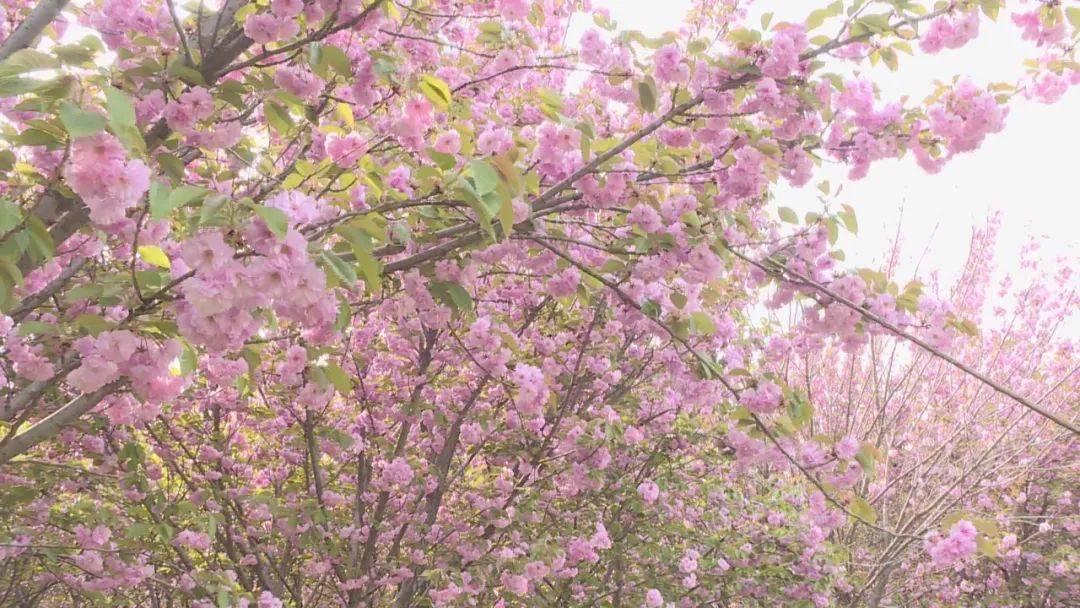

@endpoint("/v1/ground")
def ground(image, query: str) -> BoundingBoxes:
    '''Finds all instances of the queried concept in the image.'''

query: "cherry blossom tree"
[0,0,1075,606]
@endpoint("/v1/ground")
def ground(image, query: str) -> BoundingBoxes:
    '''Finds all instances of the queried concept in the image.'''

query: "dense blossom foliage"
[0,0,1076,606]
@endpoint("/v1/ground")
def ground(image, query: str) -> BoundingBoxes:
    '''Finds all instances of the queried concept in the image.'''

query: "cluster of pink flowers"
[244,1,302,45]
[163,87,214,133]
[1011,9,1065,47]
[499,0,530,22]
[393,97,434,150]
[69,524,154,593]
[500,570,529,596]
[325,133,367,167]
[919,11,980,54]
[476,127,514,156]
[1,315,54,382]
[761,25,808,78]
[637,479,661,504]
[381,456,414,486]
[274,66,324,101]
[579,29,610,67]
[719,146,769,202]
[158,86,240,148]
[927,80,1007,155]
[265,190,333,225]
[511,363,549,417]
[464,315,512,375]
[175,221,336,350]
[172,530,212,552]
[653,44,688,83]
[63,134,151,226]
[1021,55,1078,104]
[628,204,664,233]
[532,122,581,180]
[2,1,1077,606]
[927,520,979,567]
[740,379,782,414]
[67,330,182,402]
[684,243,722,284]
[546,266,581,297]
[86,0,166,49]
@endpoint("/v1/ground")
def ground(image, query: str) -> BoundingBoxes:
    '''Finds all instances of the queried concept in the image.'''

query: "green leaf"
[428,148,456,171]
[104,86,143,154]
[126,522,152,540]
[103,86,136,128]
[690,311,716,335]
[940,511,968,530]
[0,75,53,98]
[979,0,1001,20]
[838,204,858,234]
[460,187,495,240]
[74,313,113,335]
[167,60,206,86]
[156,152,186,181]
[0,485,37,506]
[322,44,352,76]
[179,344,197,375]
[25,216,53,261]
[854,444,876,475]
[0,247,24,286]
[0,149,15,173]
[432,281,473,313]
[1068,7,1080,31]
[778,206,798,224]
[58,101,106,137]
[322,361,355,394]
[137,245,171,269]
[0,49,58,78]
[788,397,813,428]
[849,495,877,525]
[17,320,56,336]
[255,205,290,239]
[976,535,998,557]
[148,181,171,219]
[468,159,500,195]
[498,194,515,238]
[337,221,383,293]
[168,185,209,212]
[418,74,452,111]
[264,101,292,135]
[636,77,657,113]
[973,517,1000,537]
[321,249,357,286]
[354,245,382,293]
[857,13,892,33]
[0,199,19,233]
[53,42,97,65]
[199,194,228,227]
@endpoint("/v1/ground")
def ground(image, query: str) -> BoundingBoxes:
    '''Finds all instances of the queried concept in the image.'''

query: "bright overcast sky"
[568,1,1079,297]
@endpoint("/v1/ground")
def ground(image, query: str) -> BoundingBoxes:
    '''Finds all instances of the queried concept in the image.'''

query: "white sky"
[569,1,1079,296]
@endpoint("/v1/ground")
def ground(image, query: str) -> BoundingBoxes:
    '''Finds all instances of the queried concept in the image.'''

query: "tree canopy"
[0,1,1076,606]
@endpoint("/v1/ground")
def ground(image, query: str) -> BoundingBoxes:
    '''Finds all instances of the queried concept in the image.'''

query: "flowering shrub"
[0,1,1076,606]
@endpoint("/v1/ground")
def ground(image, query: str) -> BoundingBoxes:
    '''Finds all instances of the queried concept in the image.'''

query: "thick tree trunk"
[0,0,70,61]
[0,380,122,465]
[867,564,894,608]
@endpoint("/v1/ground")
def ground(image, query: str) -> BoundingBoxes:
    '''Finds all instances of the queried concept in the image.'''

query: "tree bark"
[0,380,122,464]
[0,0,70,61]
